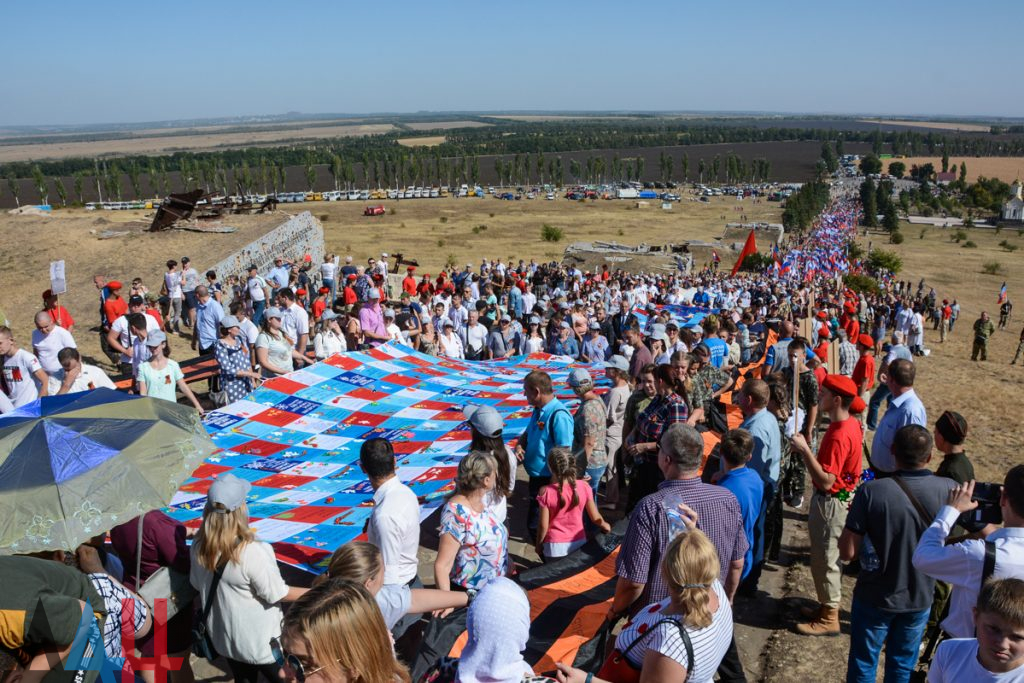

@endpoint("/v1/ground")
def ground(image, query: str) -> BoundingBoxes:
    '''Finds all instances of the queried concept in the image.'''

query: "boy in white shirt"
[0,326,49,407]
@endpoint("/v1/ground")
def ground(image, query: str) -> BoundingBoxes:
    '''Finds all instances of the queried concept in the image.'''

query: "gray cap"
[603,355,629,372]
[589,321,601,330]
[463,404,505,438]
[265,307,284,320]
[321,310,339,321]
[443,318,455,327]
[207,473,252,512]
[383,308,395,318]
[529,315,541,325]
[560,321,571,329]
[145,330,167,348]
[500,314,511,323]
[220,315,240,329]
[567,368,594,388]
[368,289,381,300]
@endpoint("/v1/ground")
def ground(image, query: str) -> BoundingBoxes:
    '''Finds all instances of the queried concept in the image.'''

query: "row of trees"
[7,118,1024,182]
[782,180,831,232]
[2,147,780,206]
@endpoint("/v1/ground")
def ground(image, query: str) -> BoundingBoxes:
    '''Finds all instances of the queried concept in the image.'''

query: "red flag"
[730,229,758,276]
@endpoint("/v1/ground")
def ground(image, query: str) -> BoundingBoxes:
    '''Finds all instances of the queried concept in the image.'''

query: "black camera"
[958,482,1003,528]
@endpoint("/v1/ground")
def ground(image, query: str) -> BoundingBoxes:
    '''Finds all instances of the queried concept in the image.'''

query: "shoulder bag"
[191,562,227,661]
[134,515,197,622]
[597,617,694,683]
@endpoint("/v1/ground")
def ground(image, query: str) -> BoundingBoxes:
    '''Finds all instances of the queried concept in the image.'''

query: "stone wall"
[209,211,324,282]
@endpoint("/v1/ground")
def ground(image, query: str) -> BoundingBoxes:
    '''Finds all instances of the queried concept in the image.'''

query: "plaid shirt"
[839,341,859,376]
[635,393,689,446]
[617,479,748,608]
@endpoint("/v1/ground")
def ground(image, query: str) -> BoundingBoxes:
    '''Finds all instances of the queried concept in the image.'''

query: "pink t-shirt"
[537,480,593,544]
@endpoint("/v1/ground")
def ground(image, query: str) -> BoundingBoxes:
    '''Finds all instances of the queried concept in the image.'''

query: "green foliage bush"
[982,261,1002,275]
[541,224,564,242]
[867,249,903,275]
[963,241,977,248]
[890,231,905,244]
[843,274,880,296]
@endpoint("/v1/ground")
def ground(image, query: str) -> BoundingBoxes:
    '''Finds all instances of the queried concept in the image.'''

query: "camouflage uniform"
[972,317,996,361]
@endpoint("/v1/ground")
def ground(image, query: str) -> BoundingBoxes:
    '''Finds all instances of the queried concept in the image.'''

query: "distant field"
[403,120,491,131]
[397,136,446,147]
[879,156,1024,182]
[483,115,643,122]
[0,123,396,162]
[858,118,991,133]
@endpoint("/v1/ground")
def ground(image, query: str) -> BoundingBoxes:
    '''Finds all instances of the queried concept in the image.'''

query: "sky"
[2,0,1022,126]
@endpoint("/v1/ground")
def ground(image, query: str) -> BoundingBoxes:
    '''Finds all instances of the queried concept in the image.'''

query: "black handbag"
[191,563,226,661]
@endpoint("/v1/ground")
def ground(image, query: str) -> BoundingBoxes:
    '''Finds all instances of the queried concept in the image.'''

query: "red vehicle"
[363,205,385,216]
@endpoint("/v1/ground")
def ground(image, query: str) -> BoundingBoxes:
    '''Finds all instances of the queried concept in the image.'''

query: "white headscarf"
[457,577,533,683]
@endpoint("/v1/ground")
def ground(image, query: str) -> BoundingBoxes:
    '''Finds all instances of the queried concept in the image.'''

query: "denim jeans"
[585,465,606,495]
[866,383,892,430]
[252,299,266,327]
[846,599,929,683]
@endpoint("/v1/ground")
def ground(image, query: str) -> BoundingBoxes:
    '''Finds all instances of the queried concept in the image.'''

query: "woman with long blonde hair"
[189,474,307,683]
[276,579,411,683]
[556,525,734,683]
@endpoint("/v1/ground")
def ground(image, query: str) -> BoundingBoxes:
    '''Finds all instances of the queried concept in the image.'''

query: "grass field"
[0,123,397,162]
[881,156,1024,183]
[396,136,447,147]
[858,119,992,133]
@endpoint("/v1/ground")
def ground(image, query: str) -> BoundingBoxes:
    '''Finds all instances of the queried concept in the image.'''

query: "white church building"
[1003,180,1024,222]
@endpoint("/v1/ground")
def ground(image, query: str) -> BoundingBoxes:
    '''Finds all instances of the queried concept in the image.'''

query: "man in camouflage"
[971,311,996,361]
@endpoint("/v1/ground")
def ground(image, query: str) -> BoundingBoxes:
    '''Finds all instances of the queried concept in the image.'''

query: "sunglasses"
[271,637,337,683]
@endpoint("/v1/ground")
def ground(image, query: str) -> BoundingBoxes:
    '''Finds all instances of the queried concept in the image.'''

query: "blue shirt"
[718,467,763,580]
[740,408,782,485]
[267,266,291,290]
[703,337,729,368]
[870,388,927,472]
[581,335,609,362]
[523,398,574,477]
[549,336,579,358]
[195,299,224,350]
[508,287,523,317]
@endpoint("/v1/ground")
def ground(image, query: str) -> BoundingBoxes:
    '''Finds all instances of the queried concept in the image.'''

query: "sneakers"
[789,494,805,509]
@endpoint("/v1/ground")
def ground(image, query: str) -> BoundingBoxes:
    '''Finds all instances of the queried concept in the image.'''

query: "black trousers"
[527,475,547,539]
[225,659,282,683]
[716,635,748,682]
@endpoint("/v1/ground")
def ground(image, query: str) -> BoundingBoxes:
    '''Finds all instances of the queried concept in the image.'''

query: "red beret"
[822,374,858,398]
[816,311,827,320]
[303,254,312,262]
[407,266,416,272]
[319,287,330,294]
[372,273,383,279]
[844,302,856,314]
[850,395,866,414]
[296,288,307,296]
[858,334,875,348]
[347,274,357,281]
[818,326,831,339]
[108,280,123,290]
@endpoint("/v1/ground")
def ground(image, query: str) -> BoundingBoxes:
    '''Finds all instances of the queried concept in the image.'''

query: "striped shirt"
[617,479,747,607]
[617,581,733,682]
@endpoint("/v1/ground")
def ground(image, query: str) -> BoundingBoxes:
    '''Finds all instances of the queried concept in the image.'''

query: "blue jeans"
[252,299,266,327]
[585,465,606,495]
[866,383,892,430]
[846,600,929,683]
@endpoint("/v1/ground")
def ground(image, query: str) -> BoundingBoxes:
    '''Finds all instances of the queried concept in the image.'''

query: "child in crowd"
[928,578,1024,682]
[536,447,610,560]
[137,330,204,414]
[715,429,763,584]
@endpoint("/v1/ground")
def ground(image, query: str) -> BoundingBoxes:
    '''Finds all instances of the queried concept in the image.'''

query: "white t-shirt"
[375,583,412,631]
[48,364,116,395]
[281,303,310,350]
[464,323,488,356]
[32,326,77,374]
[320,261,338,282]
[3,349,44,407]
[239,319,260,347]
[929,638,1024,682]
[110,313,161,364]
[246,275,267,303]
[367,477,421,585]
[189,541,288,665]
[164,271,183,299]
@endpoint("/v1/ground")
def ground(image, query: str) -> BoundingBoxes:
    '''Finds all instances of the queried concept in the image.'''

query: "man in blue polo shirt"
[702,317,730,369]
[515,369,573,538]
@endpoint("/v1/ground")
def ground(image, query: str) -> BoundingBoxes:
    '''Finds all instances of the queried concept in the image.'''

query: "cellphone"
[960,482,1003,527]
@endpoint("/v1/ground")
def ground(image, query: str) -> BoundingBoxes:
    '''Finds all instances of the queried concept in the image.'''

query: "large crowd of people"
[4,195,1024,683]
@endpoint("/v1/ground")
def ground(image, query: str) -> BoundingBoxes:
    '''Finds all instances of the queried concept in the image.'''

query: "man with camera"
[839,424,955,681]
[912,465,1024,640]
